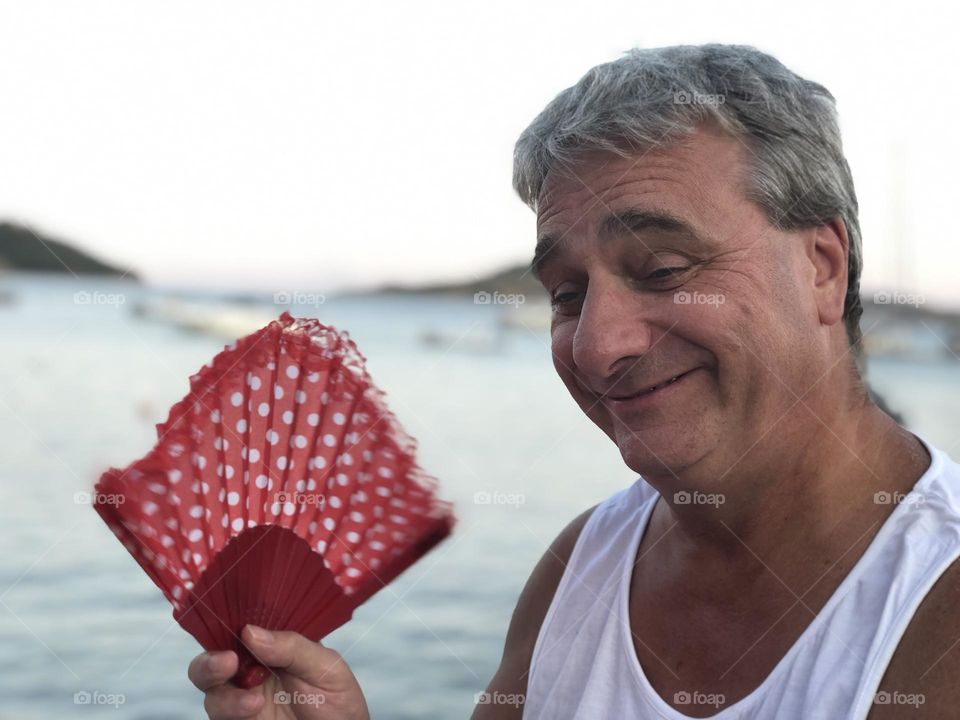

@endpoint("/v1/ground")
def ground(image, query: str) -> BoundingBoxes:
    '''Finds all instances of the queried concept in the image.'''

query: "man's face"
[534,123,837,481]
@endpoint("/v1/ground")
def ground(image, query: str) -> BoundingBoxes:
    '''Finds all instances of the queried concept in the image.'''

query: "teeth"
[613,373,685,401]
[648,375,681,394]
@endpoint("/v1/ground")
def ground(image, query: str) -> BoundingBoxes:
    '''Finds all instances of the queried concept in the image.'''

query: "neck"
[643,386,930,560]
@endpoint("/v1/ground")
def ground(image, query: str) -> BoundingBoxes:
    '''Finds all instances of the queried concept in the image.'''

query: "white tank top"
[524,433,960,720]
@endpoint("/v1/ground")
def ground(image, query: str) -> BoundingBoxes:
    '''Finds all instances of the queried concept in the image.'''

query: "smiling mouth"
[605,368,699,402]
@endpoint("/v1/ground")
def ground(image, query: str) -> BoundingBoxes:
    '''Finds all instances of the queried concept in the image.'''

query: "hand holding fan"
[93,312,455,687]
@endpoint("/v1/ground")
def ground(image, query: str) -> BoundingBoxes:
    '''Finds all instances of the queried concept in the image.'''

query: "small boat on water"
[496,301,551,332]
[419,327,505,354]
[417,300,552,354]
[132,298,278,339]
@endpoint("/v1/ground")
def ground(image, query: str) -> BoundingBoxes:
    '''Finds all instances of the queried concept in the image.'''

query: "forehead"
[535,126,749,238]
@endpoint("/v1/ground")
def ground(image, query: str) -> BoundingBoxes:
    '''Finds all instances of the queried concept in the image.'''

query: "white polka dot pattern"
[92,312,455,628]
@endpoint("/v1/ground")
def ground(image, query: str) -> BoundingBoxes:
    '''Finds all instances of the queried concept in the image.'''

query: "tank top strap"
[525,433,960,720]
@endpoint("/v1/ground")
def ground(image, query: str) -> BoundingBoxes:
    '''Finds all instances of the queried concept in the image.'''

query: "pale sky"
[2,1,958,307]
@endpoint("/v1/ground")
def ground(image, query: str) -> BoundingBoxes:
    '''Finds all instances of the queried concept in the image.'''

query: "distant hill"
[0,222,137,278]
[356,260,960,356]
[359,262,547,300]
[361,261,958,321]
[360,263,958,318]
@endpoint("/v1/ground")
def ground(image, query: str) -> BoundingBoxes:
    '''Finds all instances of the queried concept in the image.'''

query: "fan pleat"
[93,312,455,688]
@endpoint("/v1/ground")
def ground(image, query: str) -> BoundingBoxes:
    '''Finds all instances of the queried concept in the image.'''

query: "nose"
[571,275,656,387]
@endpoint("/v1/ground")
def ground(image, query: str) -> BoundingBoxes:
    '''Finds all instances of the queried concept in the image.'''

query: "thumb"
[241,625,355,689]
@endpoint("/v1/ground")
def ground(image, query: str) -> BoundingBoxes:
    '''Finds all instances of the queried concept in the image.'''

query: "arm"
[471,505,597,720]
[868,558,960,719]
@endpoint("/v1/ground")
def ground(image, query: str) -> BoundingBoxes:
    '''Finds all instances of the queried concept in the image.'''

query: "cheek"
[733,256,813,354]
[550,323,575,373]
[676,300,752,403]
[715,300,767,366]
[551,325,602,414]
[712,299,804,414]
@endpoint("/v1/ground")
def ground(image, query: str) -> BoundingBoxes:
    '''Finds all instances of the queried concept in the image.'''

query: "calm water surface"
[0,275,956,719]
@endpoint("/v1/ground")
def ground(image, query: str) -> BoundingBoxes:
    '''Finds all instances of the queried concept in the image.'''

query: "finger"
[241,625,350,687]
[188,650,239,691]
[203,684,264,719]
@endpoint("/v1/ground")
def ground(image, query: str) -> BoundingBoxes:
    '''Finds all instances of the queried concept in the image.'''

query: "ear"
[807,217,849,329]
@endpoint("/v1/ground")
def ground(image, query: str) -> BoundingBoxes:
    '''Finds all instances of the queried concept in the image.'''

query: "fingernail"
[239,692,260,711]
[246,625,273,644]
[205,653,222,672]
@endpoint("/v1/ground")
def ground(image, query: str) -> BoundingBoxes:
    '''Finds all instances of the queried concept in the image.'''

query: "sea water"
[0,275,955,719]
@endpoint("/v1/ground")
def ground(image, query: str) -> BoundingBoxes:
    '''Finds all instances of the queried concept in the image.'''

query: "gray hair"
[513,43,864,356]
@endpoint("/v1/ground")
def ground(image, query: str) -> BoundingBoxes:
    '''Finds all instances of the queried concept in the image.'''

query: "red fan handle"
[173,526,358,691]
[235,658,270,689]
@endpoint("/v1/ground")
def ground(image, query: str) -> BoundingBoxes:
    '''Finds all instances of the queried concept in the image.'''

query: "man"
[191,44,960,719]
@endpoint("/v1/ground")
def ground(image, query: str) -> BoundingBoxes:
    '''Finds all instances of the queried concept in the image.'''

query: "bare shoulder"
[869,556,960,719]
[471,504,598,720]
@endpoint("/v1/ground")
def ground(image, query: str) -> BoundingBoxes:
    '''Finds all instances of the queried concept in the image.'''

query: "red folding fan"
[94,312,455,687]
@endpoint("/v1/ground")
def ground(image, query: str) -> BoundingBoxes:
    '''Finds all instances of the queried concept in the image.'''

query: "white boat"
[419,327,505,354]
[497,301,551,332]
[133,298,279,339]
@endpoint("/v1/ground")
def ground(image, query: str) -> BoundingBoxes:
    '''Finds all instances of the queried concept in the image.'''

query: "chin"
[613,421,710,478]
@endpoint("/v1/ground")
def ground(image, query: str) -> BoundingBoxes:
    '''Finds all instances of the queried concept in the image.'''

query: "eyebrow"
[530,208,706,281]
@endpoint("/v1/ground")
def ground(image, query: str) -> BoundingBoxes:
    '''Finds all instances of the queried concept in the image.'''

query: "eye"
[550,291,579,305]
[549,288,583,314]
[647,266,688,280]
